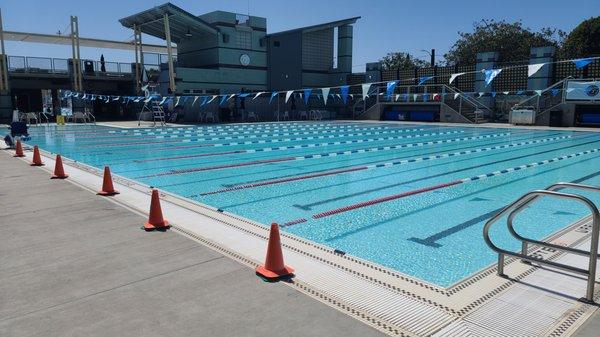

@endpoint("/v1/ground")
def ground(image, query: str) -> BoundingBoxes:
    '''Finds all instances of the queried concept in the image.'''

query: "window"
[236,31,252,49]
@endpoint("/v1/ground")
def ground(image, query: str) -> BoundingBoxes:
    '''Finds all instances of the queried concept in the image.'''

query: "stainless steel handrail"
[483,183,600,303]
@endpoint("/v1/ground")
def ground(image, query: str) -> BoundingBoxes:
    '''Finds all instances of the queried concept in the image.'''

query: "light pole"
[420,49,435,67]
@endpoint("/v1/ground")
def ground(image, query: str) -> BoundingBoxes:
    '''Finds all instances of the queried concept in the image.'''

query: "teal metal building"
[119,3,359,95]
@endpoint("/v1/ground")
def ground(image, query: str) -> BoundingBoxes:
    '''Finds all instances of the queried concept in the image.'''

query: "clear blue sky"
[2,0,598,70]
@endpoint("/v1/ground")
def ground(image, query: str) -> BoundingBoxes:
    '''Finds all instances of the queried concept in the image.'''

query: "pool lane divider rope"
[79,127,430,148]
[133,129,489,163]
[141,124,391,137]
[198,134,572,195]
[138,130,464,178]
[310,147,600,220]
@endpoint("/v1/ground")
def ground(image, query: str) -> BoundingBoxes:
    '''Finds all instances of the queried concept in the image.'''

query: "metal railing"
[483,182,600,303]
[7,55,133,76]
[353,83,492,123]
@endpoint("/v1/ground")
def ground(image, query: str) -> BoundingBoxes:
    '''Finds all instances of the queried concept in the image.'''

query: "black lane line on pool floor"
[407,166,600,247]
[289,134,595,211]
[323,154,600,244]
[158,130,535,190]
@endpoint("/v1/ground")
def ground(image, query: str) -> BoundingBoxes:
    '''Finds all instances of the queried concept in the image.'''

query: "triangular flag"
[527,63,545,77]
[362,83,372,99]
[285,90,293,103]
[449,73,465,84]
[453,93,460,100]
[503,91,509,95]
[207,95,217,104]
[113,96,120,101]
[269,92,278,104]
[386,81,397,98]
[219,95,228,106]
[534,90,543,96]
[200,96,209,107]
[159,97,167,105]
[303,88,311,105]
[340,86,349,104]
[551,88,560,97]
[573,58,593,69]
[418,76,433,85]
[395,94,400,101]
[253,92,264,100]
[484,69,502,86]
[192,96,199,105]
[413,94,418,101]
[491,92,497,98]
[175,96,181,106]
[478,92,484,98]
[321,88,330,105]
[566,88,575,93]
[516,90,524,95]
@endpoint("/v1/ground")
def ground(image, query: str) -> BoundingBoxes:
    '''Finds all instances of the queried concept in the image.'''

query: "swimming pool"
[26,122,600,287]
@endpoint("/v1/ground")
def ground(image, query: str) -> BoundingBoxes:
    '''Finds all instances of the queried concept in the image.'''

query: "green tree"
[444,19,564,65]
[379,52,428,70]
[561,16,600,58]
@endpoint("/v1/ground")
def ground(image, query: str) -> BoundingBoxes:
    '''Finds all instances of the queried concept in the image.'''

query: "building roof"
[267,17,360,37]
[119,3,218,44]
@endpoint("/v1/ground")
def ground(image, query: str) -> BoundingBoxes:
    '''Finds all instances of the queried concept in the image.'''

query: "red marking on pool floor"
[141,157,296,178]
[312,180,463,219]
[133,150,247,163]
[201,166,369,196]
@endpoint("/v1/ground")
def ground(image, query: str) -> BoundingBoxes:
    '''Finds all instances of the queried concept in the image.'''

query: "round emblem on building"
[585,85,599,97]
[240,54,251,66]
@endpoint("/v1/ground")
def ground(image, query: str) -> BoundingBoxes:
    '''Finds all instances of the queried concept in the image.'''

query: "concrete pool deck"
[2,121,600,337]
[0,150,384,337]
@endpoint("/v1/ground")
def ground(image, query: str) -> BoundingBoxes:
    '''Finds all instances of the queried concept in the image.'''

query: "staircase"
[352,83,491,123]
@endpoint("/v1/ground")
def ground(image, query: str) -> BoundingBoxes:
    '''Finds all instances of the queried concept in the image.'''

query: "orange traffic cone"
[256,223,294,280]
[51,155,68,179]
[97,166,119,196]
[30,146,44,166]
[143,189,170,231]
[13,140,25,157]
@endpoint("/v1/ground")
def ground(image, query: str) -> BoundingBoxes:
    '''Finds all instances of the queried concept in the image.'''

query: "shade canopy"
[119,3,218,44]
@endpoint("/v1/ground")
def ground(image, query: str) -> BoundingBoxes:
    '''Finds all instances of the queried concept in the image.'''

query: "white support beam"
[164,13,176,93]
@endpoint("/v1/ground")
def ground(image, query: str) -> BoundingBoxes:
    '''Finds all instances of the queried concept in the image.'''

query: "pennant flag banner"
[491,92,497,98]
[200,96,208,107]
[303,88,311,105]
[386,81,397,98]
[573,58,593,69]
[418,76,433,85]
[551,88,560,97]
[484,69,502,86]
[220,95,228,106]
[340,86,349,104]
[192,96,199,105]
[423,94,428,102]
[321,88,330,105]
[517,90,524,95]
[159,97,167,105]
[361,83,372,99]
[269,91,277,104]
[534,90,543,96]
[454,93,460,100]
[285,90,293,103]
[180,96,189,105]
[449,73,465,84]
[175,97,181,106]
[239,93,251,98]
[413,94,418,101]
[527,63,545,77]
[113,96,120,101]
[478,92,484,98]
[207,95,217,104]
[253,92,264,100]
[503,91,509,95]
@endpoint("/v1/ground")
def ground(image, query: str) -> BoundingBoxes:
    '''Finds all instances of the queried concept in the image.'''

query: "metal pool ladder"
[483,182,600,303]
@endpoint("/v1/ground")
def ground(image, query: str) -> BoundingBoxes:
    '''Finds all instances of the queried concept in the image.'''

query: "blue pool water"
[25,122,600,287]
